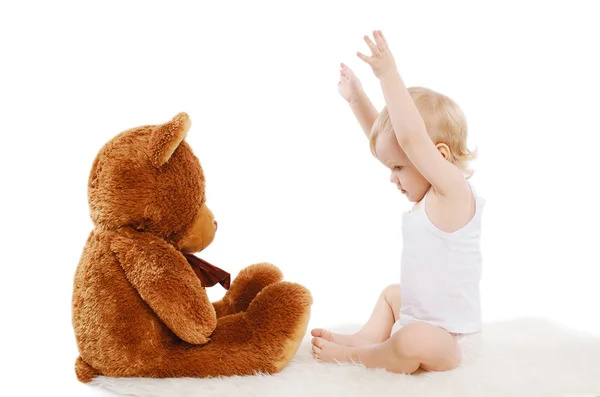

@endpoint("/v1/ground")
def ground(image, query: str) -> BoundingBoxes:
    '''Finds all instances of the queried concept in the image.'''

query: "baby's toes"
[311,328,332,341]
[312,337,326,349]
[312,344,322,360]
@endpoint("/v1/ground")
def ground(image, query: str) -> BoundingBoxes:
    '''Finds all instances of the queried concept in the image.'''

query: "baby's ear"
[435,143,452,161]
[149,112,191,167]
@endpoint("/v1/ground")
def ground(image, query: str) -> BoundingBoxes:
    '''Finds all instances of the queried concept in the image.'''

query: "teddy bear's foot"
[212,262,283,317]
[75,356,99,383]
[245,281,312,371]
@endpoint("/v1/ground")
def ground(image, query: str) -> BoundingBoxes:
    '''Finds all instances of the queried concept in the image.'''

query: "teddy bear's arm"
[110,233,217,345]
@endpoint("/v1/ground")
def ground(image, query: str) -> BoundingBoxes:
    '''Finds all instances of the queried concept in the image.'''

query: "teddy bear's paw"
[245,281,312,370]
[213,263,284,316]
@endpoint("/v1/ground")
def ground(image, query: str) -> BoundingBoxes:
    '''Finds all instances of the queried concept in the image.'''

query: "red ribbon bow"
[182,253,231,290]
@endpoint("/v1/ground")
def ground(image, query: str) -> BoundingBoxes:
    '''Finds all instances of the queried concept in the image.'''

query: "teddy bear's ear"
[149,112,191,167]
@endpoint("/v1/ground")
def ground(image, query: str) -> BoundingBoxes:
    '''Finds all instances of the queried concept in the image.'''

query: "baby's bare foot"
[311,337,360,364]
[310,328,373,347]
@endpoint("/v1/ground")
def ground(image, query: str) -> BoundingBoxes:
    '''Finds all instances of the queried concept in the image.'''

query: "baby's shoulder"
[426,183,477,233]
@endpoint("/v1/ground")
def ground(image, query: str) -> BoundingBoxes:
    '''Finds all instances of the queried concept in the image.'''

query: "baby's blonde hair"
[369,87,476,178]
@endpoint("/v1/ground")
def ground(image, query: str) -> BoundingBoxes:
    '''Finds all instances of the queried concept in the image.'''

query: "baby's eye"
[393,166,403,171]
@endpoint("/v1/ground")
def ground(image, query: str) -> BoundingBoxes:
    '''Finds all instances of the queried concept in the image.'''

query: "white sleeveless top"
[399,182,485,334]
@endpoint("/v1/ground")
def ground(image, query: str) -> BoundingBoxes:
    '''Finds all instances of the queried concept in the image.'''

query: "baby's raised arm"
[358,31,468,198]
[338,63,379,139]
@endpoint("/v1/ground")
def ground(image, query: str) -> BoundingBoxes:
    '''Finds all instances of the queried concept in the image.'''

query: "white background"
[1,1,599,395]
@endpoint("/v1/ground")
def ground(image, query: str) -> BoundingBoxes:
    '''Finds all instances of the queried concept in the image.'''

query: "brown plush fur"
[72,113,312,382]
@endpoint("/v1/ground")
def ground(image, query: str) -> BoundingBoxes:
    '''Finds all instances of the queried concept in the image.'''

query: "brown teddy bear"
[72,112,312,382]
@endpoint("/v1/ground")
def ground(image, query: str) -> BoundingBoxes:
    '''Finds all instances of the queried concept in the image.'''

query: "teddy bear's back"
[72,229,177,375]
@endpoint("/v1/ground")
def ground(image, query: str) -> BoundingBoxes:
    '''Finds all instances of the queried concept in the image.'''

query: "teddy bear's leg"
[75,356,100,383]
[212,262,283,317]
[163,281,312,377]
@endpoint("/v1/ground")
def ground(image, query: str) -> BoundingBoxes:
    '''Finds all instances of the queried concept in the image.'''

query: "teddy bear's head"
[88,112,216,252]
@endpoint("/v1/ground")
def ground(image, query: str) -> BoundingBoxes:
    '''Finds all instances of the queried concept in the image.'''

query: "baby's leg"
[313,321,461,374]
[311,284,400,347]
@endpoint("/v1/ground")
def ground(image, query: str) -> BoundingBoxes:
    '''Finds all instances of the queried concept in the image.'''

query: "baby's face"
[375,131,430,202]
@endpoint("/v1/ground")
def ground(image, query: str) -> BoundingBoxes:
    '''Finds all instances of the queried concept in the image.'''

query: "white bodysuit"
[392,182,485,335]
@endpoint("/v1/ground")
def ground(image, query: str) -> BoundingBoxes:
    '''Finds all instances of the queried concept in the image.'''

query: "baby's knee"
[381,284,401,307]
[381,284,400,299]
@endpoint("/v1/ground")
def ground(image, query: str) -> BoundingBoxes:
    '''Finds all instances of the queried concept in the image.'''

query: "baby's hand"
[338,63,363,103]
[357,30,397,80]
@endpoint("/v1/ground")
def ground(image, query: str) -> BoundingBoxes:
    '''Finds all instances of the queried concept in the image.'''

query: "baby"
[311,31,484,374]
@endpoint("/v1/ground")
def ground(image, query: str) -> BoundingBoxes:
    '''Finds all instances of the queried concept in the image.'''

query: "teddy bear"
[72,112,312,382]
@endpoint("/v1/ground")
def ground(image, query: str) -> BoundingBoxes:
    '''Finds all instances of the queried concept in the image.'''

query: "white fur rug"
[89,318,600,397]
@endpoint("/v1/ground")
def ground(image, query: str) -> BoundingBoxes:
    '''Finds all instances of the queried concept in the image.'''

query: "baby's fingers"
[340,65,353,77]
[364,35,380,55]
[356,51,372,64]
[374,30,388,50]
